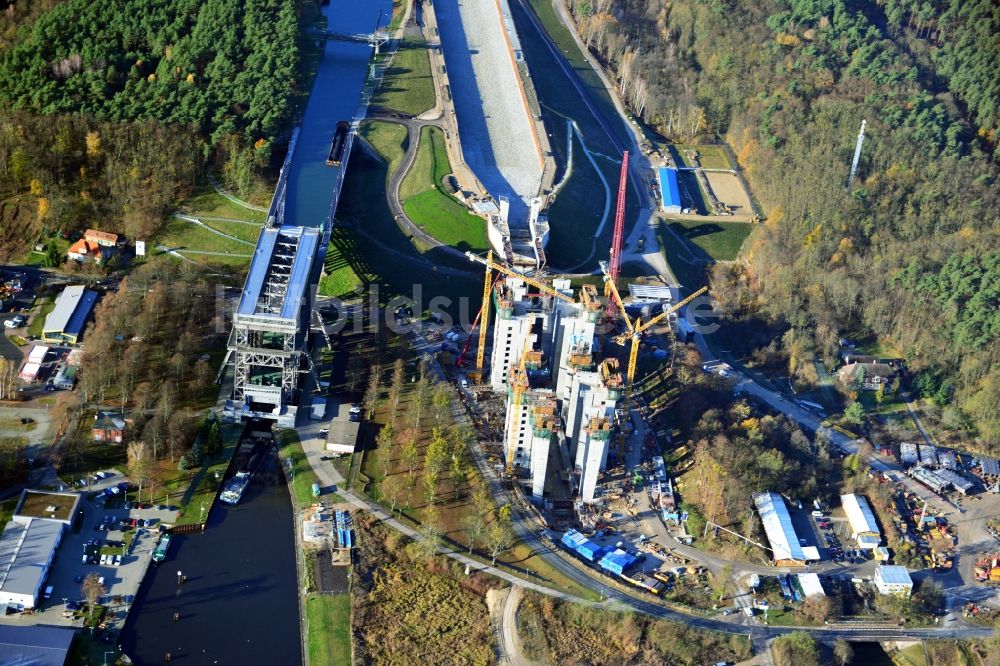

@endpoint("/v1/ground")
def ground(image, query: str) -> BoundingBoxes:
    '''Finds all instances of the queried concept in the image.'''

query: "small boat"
[220,471,252,506]
[151,534,171,564]
[327,121,350,166]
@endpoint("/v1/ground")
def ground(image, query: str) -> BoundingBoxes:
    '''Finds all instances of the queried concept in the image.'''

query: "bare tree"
[363,364,381,418]
[81,573,106,610]
[389,358,405,420]
[127,440,152,501]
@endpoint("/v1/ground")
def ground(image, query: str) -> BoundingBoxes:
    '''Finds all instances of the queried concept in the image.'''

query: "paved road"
[373,114,472,264]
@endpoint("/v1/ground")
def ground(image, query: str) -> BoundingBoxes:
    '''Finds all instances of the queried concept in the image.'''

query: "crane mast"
[604,151,629,316]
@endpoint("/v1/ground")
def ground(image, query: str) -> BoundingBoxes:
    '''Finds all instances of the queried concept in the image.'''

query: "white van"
[43,585,53,600]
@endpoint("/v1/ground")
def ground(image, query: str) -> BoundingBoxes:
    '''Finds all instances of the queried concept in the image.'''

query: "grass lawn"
[374,36,435,117]
[334,147,480,312]
[656,223,709,289]
[178,185,267,223]
[359,120,408,177]
[665,218,753,262]
[20,236,69,266]
[670,144,733,170]
[155,216,253,256]
[27,295,55,338]
[319,237,364,299]
[387,0,406,31]
[163,423,242,527]
[278,430,338,508]
[400,126,487,251]
[198,218,263,244]
[305,593,352,666]
[896,643,928,666]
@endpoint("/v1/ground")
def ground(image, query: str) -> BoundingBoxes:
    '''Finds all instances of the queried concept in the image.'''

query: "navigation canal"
[120,0,391,660]
[119,453,299,664]
[284,0,391,229]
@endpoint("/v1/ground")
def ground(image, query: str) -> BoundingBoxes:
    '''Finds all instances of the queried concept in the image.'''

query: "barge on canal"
[326,121,350,166]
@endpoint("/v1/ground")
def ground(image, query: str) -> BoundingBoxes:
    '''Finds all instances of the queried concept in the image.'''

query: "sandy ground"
[433,0,543,224]
[705,171,754,215]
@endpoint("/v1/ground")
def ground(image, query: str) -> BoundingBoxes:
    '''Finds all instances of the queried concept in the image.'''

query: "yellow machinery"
[601,263,708,388]
[466,251,575,381]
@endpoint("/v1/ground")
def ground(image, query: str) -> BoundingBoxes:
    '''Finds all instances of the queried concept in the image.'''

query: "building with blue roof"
[41,285,98,344]
[657,167,682,214]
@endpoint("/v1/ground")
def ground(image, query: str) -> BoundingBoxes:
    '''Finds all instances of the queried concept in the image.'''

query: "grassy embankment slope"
[373,35,435,117]
[400,126,488,251]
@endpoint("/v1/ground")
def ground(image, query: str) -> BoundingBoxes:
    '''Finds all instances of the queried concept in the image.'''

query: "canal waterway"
[283,0,391,229]
[119,451,300,665]
[120,0,394,660]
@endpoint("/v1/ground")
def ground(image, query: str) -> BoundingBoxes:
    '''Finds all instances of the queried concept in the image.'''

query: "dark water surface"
[119,457,301,665]
[283,0,391,228]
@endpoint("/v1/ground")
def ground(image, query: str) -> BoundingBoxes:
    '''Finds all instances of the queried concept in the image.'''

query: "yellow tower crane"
[601,262,708,388]
[465,251,575,382]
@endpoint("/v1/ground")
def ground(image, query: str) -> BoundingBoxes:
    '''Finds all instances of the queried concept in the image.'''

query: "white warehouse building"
[0,519,64,610]
[874,565,913,597]
[841,493,882,549]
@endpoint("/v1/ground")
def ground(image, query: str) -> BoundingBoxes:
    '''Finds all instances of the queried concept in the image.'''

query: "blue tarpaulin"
[598,549,637,576]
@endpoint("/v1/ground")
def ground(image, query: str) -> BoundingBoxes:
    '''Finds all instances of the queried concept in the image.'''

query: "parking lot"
[6,471,181,637]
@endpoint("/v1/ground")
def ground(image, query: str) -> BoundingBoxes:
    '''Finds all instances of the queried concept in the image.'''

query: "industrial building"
[873,565,913,596]
[18,345,50,382]
[899,442,919,466]
[0,625,75,666]
[41,285,97,344]
[326,403,361,455]
[225,225,323,427]
[796,573,826,598]
[657,167,682,214]
[936,468,975,495]
[566,360,622,502]
[0,518,64,610]
[841,493,881,549]
[911,466,949,494]
[753,491,808,566]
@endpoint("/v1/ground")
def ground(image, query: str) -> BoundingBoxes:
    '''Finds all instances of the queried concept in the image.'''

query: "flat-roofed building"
[874,565,913,596]
[0,625,75,666]
[841,493,881,549]
[0,519,64,610]
[754,491,807,566]
[14,490,81,527]
[324,402,360,455]
[41,285,97,344]
[657,167,682,214]
[796,572,826,598]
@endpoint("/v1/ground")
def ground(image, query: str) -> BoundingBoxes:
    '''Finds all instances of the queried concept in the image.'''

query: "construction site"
[453,153,706,539]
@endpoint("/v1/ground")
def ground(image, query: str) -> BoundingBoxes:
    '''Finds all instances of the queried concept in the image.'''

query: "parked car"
[3,315,26,328]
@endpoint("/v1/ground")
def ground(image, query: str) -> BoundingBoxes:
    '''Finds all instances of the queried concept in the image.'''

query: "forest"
[568,0,1000,448]
[0,0,305,257]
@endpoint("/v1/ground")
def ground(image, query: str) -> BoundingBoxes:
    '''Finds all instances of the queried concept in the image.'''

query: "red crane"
[605,150,629,316]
